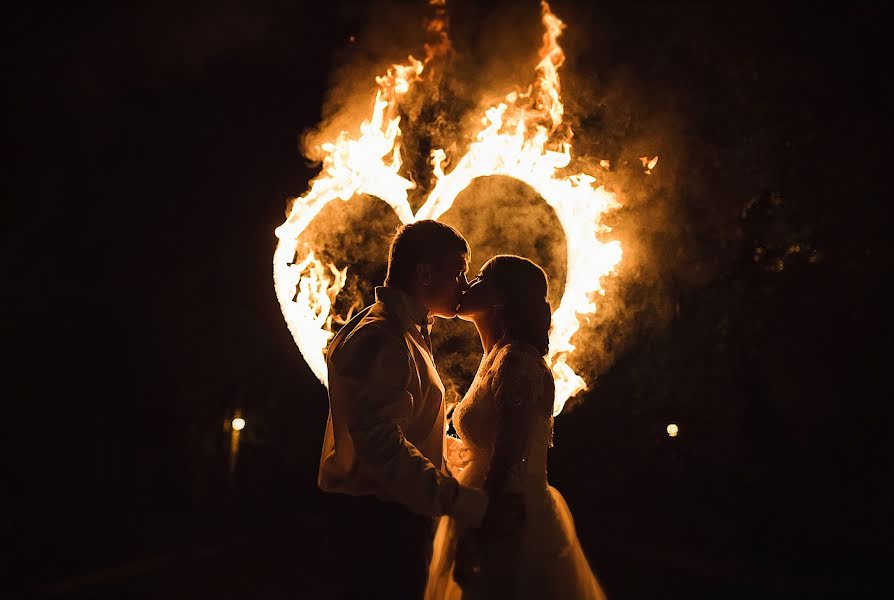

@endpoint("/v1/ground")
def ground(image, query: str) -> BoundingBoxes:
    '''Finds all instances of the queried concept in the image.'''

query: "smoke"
[554,71,690,411]
[300,1,435,163]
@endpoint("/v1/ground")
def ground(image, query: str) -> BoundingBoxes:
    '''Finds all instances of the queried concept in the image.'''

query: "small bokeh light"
[666,423,679,437]
[232,417,246,431]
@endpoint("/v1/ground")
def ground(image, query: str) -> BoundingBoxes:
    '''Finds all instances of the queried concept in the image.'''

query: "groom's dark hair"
[385,220,469,290]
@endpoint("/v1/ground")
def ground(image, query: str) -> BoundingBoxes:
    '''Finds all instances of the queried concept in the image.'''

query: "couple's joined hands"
[454,492,525,587]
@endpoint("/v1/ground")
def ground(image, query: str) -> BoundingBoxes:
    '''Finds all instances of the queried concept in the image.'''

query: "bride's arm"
[482,349,544,515]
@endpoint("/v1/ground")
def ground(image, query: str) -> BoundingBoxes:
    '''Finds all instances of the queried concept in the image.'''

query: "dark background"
[4,1,892,598]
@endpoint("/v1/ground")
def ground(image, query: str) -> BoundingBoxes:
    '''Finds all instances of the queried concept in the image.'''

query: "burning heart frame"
[273,2,622,415]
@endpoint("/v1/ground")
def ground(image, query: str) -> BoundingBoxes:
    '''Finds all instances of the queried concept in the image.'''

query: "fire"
[274,1,624,415]
[277,250,348,382]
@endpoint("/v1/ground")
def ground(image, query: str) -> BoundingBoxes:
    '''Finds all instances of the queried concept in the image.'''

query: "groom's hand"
[481,492,525,537]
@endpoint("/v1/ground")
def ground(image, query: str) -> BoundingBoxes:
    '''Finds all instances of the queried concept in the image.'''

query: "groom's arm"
[332,326,486,523]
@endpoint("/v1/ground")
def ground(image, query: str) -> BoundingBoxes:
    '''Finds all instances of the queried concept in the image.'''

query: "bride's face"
[456,269,503,322]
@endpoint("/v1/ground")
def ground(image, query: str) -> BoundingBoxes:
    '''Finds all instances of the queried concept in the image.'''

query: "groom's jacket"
[318,286,486,523]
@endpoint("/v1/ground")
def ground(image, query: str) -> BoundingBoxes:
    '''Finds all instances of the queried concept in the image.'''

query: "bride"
[425,255,606,600]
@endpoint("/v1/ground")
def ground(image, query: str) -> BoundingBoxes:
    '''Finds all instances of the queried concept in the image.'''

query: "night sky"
[4,1,892,598]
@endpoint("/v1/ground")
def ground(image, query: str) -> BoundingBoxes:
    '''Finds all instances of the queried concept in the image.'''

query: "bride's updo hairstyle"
[481,254,552,356]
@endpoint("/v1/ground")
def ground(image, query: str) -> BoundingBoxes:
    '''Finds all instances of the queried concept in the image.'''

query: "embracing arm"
[334,326,486,522]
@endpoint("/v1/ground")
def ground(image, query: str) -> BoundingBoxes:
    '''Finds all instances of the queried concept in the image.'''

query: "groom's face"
[456,268,502,321]
[419,252,470,319]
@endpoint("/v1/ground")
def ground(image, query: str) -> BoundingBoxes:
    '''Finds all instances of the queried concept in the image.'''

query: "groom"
[319,220,488,600]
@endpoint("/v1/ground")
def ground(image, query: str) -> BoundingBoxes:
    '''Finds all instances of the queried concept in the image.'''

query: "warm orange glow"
[274,1,626,415]
[232,417,246,432]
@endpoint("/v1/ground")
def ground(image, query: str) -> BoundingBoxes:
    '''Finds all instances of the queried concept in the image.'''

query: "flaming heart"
[274,1,623,415]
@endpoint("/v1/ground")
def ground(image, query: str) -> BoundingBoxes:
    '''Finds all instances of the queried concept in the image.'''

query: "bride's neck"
[474,315,503,355]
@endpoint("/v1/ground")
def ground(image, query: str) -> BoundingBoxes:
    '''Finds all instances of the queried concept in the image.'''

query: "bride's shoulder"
[491,341,550,387]
[495,340,547,367]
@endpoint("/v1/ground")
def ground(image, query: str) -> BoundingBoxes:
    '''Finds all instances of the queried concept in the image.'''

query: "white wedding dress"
[426,341,606,600]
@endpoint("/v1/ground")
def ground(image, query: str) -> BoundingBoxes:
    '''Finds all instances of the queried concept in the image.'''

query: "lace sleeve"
[483,346,547,495]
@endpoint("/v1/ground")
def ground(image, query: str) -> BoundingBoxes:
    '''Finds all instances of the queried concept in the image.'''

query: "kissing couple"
[318,220,606,600]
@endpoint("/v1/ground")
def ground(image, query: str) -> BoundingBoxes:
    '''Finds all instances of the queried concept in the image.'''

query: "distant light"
[666,423,679,437]
[232,417,246,431]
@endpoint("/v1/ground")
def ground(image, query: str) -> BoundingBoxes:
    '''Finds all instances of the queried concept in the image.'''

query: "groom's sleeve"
[333,326,486,522]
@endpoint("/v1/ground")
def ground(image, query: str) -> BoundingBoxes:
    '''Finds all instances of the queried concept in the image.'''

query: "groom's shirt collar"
[375,286,433,332]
